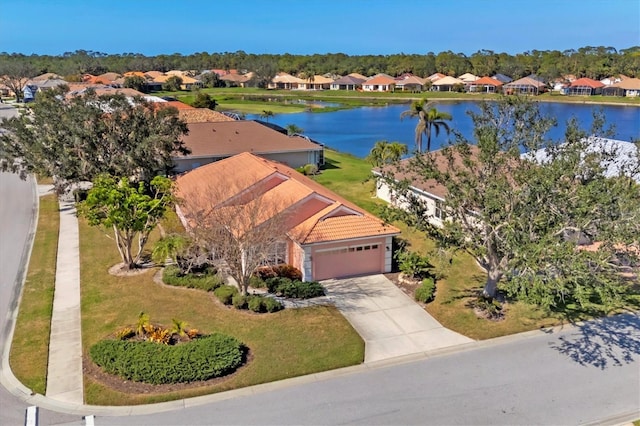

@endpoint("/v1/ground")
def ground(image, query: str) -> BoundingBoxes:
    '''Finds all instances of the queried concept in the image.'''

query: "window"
[265,241,287,265]
[435,200,446,220]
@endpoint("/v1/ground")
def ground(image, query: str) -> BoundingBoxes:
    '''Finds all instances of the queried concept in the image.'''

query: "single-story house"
[153,74,203,90]
[426,73,446,82]
[269,72,304,90]
[175,152,400,281]
[602,78,640,97]
[458,73,479,83]
[431,76,464,92]
[600,74,629,86]
[492,73,513,84]
[177,108,237,123]
[467,76,503,93]
[566,77,604,96]
[394,75,426,92]
[220,72,255,88]
[362,74,396,92]
[300,75,333,90]
[330,75,366,91]
[503,77,546,95]
[172,120,325,173]
[373,146,482,227]
[524,137,639,184]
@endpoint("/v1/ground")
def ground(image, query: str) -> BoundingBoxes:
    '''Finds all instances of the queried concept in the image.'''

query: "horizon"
[0,0,638,57]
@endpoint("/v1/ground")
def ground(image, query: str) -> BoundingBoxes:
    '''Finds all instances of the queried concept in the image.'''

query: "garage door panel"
[313,243,382,280]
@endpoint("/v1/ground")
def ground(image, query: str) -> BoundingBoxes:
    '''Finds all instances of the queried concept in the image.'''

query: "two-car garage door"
[313,242,383,281]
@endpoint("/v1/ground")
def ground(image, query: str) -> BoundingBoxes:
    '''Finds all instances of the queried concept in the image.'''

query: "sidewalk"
[45,194,84,404]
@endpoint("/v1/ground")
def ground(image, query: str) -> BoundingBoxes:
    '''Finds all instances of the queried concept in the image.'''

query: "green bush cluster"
[415,277,436,303]
[213,285,238,305]
[163,265,223,292]
[89,333,245,384]
[396,250,432,279]
[266,277,325,299]
[232,294,283,313]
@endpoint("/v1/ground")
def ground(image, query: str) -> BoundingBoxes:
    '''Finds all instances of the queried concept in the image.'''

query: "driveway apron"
[322,275,473,363]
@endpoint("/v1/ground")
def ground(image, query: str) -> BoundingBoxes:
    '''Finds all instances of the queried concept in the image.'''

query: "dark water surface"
[255,101,640,158]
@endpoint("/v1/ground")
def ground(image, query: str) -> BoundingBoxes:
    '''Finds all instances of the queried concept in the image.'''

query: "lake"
[252,101,640,158]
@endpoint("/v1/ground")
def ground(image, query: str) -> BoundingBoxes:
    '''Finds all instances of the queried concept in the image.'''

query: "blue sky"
[1,0,638,56]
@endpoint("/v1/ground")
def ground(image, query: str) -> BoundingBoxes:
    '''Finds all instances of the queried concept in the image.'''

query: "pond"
[250,101,640,158]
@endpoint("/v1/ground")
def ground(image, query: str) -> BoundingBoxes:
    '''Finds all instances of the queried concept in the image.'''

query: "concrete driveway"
[322,274,473,363]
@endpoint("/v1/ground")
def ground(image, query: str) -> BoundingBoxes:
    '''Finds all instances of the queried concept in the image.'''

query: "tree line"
[1,46,639,82]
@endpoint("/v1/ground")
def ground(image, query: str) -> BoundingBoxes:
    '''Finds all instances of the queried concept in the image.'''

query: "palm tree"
[400,99,452,153]
[366,140,408,167]
[260,110,274,122]
[285,124,304,136]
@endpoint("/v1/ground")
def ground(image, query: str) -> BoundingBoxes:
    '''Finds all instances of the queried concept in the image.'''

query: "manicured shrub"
[396,250,431,279]
[254,266,277,280]
[163,265,223,291]
[89,333,245,384]
[415,277,436,303]
[263,297,284,313]
[232,294,248,309]
[266,277,325,299]
[214,285,238,305]
[249,275,266,288]
[247,295,265,313]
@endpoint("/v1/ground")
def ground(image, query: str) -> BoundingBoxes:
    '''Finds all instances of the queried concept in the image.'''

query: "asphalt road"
[0,172,81,425]
[0,170,638,425]
[89,312,640,425]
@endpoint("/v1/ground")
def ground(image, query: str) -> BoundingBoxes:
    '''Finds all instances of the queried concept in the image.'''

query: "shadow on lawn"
[320,158,341,170]
[548,311,640,369]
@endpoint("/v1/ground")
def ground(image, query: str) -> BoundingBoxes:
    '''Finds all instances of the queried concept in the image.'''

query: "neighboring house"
[430,76,464,92]
[330,75,366,91]
[362,74,396,92]
[300,75,333,90]
[457,73,479,83]
[31,72,64,81]
[177,108,236,123]
[600,75,629,86]
[492,73,513,84]
[566,77,604,96]
[426,73,446,82]
[602,78,640,97]
[172,120,325,173]
[467,76,503,93]
[394,75,425,92]
[503,77,546,95]
[524,137,639,184]
[373,146,482,228]
[220,72,255,88]
[175,152,400,281]
[153,74,202,90]
[269,72,304,90]
[144,71,165,79]
[22,78,67,101]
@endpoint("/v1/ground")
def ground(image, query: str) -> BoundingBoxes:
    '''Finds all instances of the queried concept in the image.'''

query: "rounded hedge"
[89,333,245,384]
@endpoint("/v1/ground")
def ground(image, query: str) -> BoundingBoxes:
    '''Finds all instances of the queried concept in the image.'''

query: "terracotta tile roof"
[162,100,194,110]
[570,77,605,89]
[177,120,323,158]
[302,75,334,84]
[332,75,366,85]
[608,77,640,90]
[220,73,254,83]
[272,72,304,84]
[427,73,446,82]
[504,77,546,88]
[178,108,236,123]
[32,72,63,81]
[364,74,397,85]
[432,76,464,86]
[97,72,122,82]
[396,75,426,86]
[176,152,399,245]
[144,71,164,79]
[124,71,146,77]
[472,76,503,86]
[348,73,368,80]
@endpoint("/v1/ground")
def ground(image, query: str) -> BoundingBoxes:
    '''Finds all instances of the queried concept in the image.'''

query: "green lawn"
[79,220,363,405]
[9,194,59,394]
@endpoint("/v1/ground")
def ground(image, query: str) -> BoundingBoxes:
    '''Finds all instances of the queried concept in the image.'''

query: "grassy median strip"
[79,219,363,405]
[10,194,59,394]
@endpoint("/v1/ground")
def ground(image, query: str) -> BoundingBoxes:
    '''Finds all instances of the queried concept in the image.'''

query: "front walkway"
[322,275,473,363]
[45,196,84,404]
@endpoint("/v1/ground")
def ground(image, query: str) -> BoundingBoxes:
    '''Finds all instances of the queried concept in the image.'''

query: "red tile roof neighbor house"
[175,152,400,281]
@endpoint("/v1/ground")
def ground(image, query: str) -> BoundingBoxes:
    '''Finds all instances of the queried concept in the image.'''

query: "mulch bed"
[385,272,421,299]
